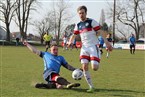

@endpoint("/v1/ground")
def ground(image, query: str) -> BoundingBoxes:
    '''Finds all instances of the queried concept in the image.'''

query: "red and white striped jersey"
[74,18,101,47]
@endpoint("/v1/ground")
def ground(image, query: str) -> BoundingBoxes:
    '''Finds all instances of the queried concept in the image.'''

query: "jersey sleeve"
[40,51,51,58]
[39,51,45,58]
[60,56,68,66]
[91,19,101,31]
[73,24,79,35]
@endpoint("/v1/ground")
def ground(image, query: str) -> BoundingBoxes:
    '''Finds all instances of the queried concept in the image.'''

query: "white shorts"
[80,45,101,65]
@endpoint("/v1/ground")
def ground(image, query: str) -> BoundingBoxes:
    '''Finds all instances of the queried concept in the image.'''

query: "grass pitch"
[0,46,145,97]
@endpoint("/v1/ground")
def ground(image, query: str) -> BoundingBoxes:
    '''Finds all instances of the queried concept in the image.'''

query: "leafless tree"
[51,0,73,45]
[107,0,145,40]
[32,11,55,44]
[99,9,106,26]
[15,0,37,39]
[0,0,17,41]
[116,24,128,40]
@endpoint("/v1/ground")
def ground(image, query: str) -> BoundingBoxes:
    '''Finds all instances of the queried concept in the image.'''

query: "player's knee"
[81,59,89,71]
[91,61,99,71]
[82,64,89,71]
[92,66,99,71]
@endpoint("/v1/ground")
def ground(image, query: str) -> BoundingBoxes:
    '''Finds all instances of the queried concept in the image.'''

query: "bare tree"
[15,0,37,39]
[51,0,73,45]
[99,9,105,26]
[107,0,145,40]
[32,11,55,44]
[0,0,17,41]
[116,24,128,40]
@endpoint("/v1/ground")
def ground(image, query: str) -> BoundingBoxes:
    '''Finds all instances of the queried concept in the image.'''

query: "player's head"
[50,43,58,56]
[77,5,87,21]
[45,32,48,35]
[131,34,134,37]
[107,33,111,38]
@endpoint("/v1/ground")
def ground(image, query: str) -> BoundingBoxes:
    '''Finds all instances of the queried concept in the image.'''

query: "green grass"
[0,46,145,97]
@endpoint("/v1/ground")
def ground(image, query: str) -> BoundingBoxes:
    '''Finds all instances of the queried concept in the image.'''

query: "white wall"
[114,43,145,50]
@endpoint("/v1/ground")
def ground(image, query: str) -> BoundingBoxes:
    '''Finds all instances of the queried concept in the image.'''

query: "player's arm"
[91,19,112,51]
[68,34,77,47]
[63,63,76,71]
[61,57,76,71]
[23,40,41,56]
[68,23,79,47]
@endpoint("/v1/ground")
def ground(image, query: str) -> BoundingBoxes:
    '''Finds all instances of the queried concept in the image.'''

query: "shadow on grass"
[69,88,145,96]
[36,86,145,94]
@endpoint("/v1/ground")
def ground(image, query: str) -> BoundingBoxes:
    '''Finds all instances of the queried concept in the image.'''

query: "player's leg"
[133,45,135,54]
[75,44,78,50]
[106,47,109,58]
[99,44,103,54]
[52,73,80,89]
[106,42,112,58]
[80,47,94,92]
[45,41,49,52]
[90,45,100,71]
[88,45,101,92]
[130,45,132,54]
[100,49,103,54]
[48,41,50,48]
[35,72,58,89]
[63,43,65,50]
[56,77,80,88]
[63,43,67,50]
[81,61,95,93]
[35,82,57,89]
[106,50,110,58]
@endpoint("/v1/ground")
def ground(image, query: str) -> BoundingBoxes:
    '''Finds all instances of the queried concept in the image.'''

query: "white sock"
[83,71,93,88]
[107,52,109,57]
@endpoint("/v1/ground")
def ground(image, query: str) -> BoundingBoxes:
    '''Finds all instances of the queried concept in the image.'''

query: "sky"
[9,0,114,36]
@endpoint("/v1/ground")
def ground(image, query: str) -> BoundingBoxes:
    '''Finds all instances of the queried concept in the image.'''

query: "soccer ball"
[72,69,83,80]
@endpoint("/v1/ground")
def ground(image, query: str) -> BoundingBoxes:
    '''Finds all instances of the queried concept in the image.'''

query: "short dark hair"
[50,42,58,48]
[77,5,87,13]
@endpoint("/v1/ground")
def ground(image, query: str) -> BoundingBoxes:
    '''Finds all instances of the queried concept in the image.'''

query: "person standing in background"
[98,36,104,54]
[43,32,52,52]
[106,33,113,58]
[129,34,136,54]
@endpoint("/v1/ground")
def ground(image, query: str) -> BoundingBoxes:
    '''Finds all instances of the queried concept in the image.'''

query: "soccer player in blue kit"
[98,36,104,54]
[129,34,136,54]
[23,40,80,89]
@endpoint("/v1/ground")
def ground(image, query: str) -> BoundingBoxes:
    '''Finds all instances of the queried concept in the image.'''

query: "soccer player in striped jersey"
[68,5,113,93]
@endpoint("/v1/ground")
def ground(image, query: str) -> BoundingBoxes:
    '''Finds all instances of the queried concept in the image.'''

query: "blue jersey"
[98,36,104,45]
[129,36,136,45]
[73,39,76,44]
[40,52,68,74]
